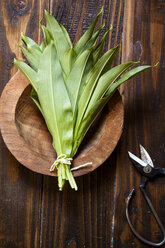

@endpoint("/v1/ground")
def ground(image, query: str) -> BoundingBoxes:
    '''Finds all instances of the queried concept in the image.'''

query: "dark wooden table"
[0,0,165,247]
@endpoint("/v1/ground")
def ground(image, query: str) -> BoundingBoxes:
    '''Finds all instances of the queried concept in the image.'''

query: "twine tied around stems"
[50,154,92,172]
[50,154,72,172]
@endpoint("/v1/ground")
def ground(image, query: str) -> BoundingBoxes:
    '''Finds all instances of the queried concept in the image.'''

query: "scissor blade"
[128,151,147,167]
[140,145,154,167]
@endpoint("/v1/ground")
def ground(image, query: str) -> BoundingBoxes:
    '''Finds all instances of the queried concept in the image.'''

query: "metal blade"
[128,151,147,167]
[139,144,154,167]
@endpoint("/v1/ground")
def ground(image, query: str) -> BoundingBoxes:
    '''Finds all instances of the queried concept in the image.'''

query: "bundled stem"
[58,163,77,190]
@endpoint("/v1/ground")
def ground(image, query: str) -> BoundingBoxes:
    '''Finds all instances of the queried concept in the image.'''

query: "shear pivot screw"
[143,165,152,173]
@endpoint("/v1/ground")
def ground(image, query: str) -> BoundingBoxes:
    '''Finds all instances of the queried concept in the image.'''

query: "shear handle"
[126,188,165,247]
[158,168,165,175]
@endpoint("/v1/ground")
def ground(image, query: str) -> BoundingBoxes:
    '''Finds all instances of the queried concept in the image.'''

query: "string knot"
[50,154,93,172]
[50,154,73,172]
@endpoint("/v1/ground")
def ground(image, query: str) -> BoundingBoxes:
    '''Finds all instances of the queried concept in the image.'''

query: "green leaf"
[80,27,112,91]
[93,26,112,63]
[66,48,92,114]
[72,63,158,156]
[21,33,42,52]
[20,34,43,71]
[30,87,44,116]
[37,42,73,156]
[40,22,51,45]
[106,64,158,95]
[86,61,139,110]
[72,95,109,156]
[74,7,103,55]
[14,59,38,92]
[80,20,105,53]
[39,41,45,52]
[60,23,72,47]
[61,47,76,78]
[74,46,119,136]
[27,45,42,60]
[19,45,39,71]
[44,10,71,61]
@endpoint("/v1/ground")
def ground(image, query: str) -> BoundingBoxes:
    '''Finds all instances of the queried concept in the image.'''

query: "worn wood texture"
[114,0,165,247]
[0,0,164,248]
[0,1,49,247]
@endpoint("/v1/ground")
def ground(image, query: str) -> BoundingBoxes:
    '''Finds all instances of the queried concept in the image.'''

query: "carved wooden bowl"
[0,71,124,177]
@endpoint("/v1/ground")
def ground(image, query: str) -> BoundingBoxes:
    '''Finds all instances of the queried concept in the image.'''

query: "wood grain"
[0,0,164,248]
[0,71,123,177]
[0,1,49,247]
[114,0,165,247]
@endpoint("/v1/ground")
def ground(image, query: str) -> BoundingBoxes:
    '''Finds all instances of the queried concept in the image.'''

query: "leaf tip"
[114,45,119,51]
[21,33,27,45]
[44,9,50,18]
[135,61,140,64]
[40,18,43,26]
[21,33,25,40]
[100,6,104,13]
[13,58,17,65]
[154,61,159,67]
[96,6,104,17]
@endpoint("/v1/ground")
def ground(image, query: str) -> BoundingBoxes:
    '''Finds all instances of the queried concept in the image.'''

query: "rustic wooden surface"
[0,0,165,247]
[0,71,123,177]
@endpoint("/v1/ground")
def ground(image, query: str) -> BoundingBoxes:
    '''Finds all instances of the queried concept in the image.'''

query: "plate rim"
[0,71,124,177]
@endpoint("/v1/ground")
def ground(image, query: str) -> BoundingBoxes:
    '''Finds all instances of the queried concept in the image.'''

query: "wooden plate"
[0,71,124,177]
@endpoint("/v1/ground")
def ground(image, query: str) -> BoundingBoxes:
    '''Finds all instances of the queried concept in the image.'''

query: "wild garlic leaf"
[27,45,42,60]
[40,41,45,52]
[73,64,157,155]
[19,45,39,71]
[40,22,51,45]
[74,7,103,55]
[59,23,72,47]
[75,46,119,136]
[37,42,73,156]
[65,48,92,114]
[14,59,38,92]
[45,10,71,61]
[30,88,44,116]
[80,20,105,53]
[19,34,44,71]
[72,95,110,156]
[61,47,76,78]
[106,64,158,95]
[86,61,139,110]
[40,22,74,76]
[93,26,112,63]
[80,27,112,89]
[21,34,42,52]
[20,34,43,71]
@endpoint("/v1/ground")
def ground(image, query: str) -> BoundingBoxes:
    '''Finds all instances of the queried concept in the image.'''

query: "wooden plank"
[3,0,164,247]
[39,0,125,247]
[0,1,49,247]
[113,0,165,247]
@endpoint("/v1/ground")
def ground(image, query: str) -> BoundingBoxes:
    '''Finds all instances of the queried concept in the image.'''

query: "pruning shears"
[126,144,165,247]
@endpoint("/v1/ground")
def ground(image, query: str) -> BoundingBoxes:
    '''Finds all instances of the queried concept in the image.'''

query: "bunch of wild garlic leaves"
[14,9,154,190]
